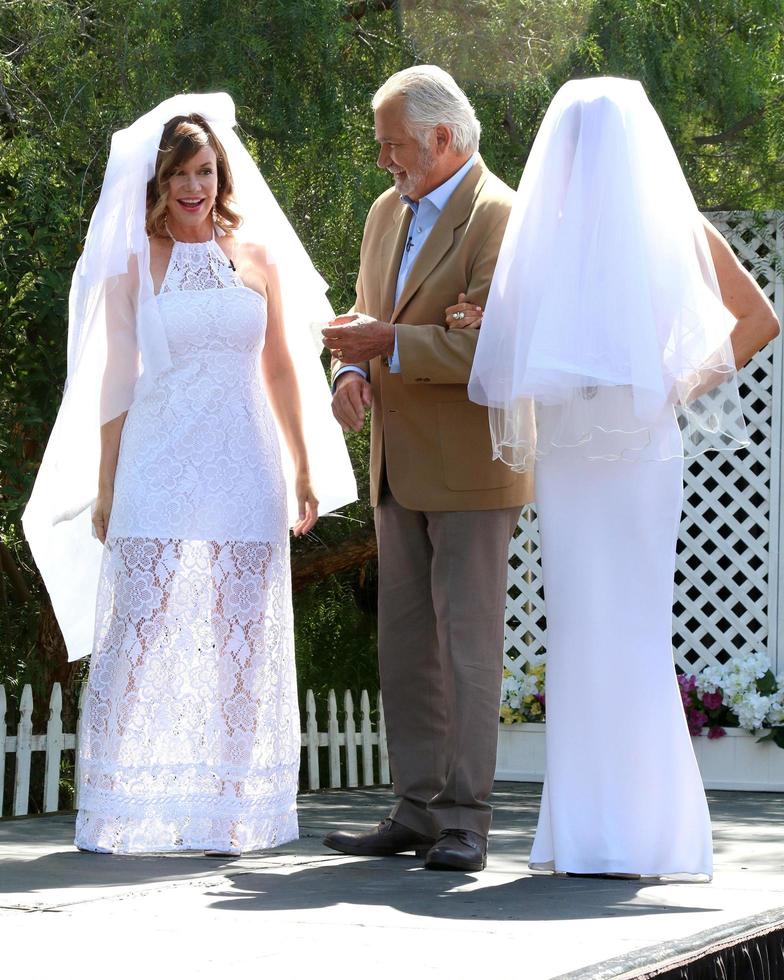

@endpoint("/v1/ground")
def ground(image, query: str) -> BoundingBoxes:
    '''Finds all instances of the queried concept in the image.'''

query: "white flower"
[767,699,784,726]
[501,674,522,710]
[735,692,772,731]
[696,666,721,695]
[500,661,543,714]
[723,673,749,701]
[520,673,539,698]
[694,652,784,733]
[750,650,773,679]
[765,682,784,726]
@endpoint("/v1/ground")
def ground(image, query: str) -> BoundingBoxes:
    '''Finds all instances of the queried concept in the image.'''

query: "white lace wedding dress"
[74,236,300,854]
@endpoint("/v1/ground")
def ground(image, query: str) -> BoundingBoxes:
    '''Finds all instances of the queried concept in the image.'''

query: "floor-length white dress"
[74,237,300,854]
[529,408,713,878]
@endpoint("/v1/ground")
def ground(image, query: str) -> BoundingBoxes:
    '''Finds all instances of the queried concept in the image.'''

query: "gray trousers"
[375,489,520,837]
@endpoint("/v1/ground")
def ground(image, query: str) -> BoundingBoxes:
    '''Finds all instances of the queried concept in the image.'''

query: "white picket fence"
[302,688,390,791]
[0,683,390,818]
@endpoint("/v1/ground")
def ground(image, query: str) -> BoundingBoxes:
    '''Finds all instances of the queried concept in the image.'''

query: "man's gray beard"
[395,146,435,198]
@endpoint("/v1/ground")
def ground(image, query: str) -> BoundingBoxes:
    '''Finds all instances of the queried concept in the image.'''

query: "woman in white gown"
[461,78,779,877]
[23,94,356,855]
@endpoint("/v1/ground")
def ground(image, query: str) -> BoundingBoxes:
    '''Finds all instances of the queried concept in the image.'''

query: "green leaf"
[757,727,784,749]
[757,669,778,695]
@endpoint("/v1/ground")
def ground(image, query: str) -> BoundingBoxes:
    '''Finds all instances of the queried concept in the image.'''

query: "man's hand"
[322,313,395,364]
[332,371,373,433]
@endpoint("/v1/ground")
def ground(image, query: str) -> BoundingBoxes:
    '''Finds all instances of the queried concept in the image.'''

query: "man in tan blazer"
[322,66,532,871]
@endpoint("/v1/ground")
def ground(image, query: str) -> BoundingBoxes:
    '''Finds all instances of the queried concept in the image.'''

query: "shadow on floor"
[204,858,720,923]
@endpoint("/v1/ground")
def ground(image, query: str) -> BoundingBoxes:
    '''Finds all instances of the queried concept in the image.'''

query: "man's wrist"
[383,323,395,358]
[335,370,364,388]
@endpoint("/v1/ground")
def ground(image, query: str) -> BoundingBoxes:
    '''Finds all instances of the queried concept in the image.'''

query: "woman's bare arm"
[703,217,780,369]
[92,413,127,543]
[248,246,318,536]
[93,263,139,543]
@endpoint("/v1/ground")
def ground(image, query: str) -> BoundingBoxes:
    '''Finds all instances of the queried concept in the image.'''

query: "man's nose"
[377,146,389,169]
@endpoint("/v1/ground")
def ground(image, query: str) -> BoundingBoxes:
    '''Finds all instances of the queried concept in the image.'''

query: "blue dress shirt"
[336,153,478,382]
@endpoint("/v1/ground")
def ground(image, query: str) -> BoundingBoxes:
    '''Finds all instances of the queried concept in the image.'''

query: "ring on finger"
[452,311,465,320]
[335,348,344,359]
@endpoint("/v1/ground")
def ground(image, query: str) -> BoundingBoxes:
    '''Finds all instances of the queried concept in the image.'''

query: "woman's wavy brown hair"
[146,113,242,237]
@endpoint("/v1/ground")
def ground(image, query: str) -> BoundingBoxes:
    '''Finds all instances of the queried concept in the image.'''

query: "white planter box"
[690,727,784,791]
[495,723,546,782]
[495,723,784,792]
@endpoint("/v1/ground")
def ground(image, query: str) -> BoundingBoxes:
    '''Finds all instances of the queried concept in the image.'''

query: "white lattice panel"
[504,212,784,676]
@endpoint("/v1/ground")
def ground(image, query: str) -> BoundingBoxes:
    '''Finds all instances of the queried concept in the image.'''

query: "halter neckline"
[157,223,242,297]
[165,222,217,246]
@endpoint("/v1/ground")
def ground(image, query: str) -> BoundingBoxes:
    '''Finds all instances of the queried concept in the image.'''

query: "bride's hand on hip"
[445,292,483,329]
[92,489,113,544]
[292,471,319,537]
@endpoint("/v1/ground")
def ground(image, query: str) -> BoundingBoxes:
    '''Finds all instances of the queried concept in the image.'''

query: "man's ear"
[434,124,452,155]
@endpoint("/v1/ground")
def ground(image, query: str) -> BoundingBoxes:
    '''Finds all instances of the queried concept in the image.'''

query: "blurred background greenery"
[1,0,783,736]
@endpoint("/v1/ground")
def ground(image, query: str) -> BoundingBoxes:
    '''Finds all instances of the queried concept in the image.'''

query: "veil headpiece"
[23,93,356,660]
[468,77,748,470]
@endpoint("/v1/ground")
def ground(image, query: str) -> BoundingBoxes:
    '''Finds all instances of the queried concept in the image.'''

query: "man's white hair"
[373,65,481,154]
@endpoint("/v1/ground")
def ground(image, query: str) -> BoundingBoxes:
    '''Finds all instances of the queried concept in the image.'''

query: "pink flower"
[687,708,708,735]
[702,691,723,711]
[707,725,726,740]
[678,674,698,711]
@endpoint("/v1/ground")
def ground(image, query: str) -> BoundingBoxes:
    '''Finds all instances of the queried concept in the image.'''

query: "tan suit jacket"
[336,157,533,511]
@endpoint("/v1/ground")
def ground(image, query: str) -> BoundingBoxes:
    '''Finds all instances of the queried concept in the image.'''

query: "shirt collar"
[402,152,478,215]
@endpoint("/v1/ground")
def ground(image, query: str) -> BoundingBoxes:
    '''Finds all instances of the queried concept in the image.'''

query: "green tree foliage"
[1,0,782,714]
[396,0,784,204]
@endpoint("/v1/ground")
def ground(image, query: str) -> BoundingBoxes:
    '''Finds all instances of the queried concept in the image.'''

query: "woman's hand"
[445,292,483,329]
[92,488,113,544]
[292,470,319,537]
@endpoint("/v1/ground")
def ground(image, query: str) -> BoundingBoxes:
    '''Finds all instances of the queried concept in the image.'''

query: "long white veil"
[23,93,356,661]
[468,77,748,470]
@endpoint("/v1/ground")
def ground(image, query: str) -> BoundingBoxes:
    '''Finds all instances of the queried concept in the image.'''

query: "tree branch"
[291,525,377,592]
[693,97,783,146]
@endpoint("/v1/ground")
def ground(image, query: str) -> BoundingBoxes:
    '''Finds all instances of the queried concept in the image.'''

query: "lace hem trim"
[74,806,299,854]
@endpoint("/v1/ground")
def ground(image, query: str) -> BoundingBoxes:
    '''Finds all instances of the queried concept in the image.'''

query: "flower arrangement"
[501,651,784,749]
[679,650,784,748]
[500,660,546,724]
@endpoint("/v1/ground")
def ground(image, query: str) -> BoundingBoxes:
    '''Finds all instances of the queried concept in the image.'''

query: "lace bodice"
[155,237,267,359]
[159,235,243,294]
[108,232,284,542]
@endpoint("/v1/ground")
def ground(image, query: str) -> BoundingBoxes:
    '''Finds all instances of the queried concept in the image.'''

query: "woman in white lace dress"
[23,95,356,855]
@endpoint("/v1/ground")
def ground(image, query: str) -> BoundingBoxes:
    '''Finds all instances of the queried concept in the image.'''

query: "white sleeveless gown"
[529,408,713,878]
[74,239,300,854]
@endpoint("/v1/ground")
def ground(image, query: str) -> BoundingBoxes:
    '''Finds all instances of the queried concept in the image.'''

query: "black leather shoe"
[425,829,487,872]
[323,818,435,857]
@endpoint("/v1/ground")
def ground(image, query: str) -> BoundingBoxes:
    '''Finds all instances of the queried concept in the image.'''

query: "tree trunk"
[0,541,31,603]
[291,525,377,592]
[32,594,82,730]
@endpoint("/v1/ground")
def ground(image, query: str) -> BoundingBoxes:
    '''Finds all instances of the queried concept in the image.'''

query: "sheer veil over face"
[23,93,356,661]
[467,77,748,471]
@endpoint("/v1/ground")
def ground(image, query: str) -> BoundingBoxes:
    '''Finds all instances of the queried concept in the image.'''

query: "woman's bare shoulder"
[236,240,274,269]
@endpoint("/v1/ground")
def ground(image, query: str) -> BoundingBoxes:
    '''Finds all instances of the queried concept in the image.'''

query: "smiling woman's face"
[163,145,219,229]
